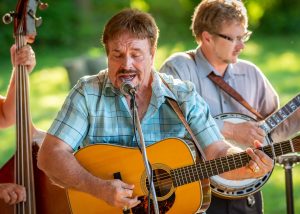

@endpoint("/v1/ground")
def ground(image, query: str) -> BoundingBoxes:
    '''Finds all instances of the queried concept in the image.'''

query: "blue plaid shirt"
[48,70,223,151]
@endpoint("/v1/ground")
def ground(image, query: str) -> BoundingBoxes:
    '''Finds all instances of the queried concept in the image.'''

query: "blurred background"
[0,0,299,213]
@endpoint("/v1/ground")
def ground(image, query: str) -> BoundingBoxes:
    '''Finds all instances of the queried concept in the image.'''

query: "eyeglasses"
[214,31,252,43]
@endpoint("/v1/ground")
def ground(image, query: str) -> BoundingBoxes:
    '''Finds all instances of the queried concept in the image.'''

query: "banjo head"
[210,113,273,199]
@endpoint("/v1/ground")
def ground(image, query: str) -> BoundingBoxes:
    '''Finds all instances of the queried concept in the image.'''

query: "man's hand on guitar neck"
[206,140,274,180]
[245,140,274,178]
[223,121,266,147]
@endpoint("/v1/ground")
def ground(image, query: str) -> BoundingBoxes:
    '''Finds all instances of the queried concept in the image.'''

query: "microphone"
[120,81,136,96]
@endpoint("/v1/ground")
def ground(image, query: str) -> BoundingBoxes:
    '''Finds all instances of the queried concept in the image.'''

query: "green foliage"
[263,165,300,214]
[241,34,300,103]
[2,0,300,53]
[251,0,300,34]
[130,0,150,11]
[1,0,300,213]
[37,2,80,46]
[147,0,195,44]
[246,1,265,28]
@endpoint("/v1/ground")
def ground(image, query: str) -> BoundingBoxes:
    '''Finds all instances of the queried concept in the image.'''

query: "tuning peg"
[2,11,15,24]
[38,1,48,10]
[35,17,43,27]
[28,9,43,27]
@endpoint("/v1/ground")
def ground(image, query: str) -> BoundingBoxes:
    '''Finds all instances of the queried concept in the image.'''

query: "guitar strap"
[186,51,264,121]
[159,74,206,160]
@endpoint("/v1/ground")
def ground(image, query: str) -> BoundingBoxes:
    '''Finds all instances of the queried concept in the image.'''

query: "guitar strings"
[16,32,37,213]
[158,144,290,184]
[139,139,299,188]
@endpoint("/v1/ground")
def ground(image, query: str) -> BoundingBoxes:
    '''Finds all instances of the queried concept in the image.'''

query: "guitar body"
[67,138,211,214]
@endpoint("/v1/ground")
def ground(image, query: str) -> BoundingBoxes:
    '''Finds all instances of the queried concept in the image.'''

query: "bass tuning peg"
[28,9,43,27]
[2,12,15,24]
[38,1,48,10]
[35,17,43,27]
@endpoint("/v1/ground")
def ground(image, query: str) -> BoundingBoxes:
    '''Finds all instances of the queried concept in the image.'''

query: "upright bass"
[0,0,70,213]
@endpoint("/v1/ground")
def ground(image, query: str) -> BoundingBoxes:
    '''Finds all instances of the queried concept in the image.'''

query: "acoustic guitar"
[67,136,300,214]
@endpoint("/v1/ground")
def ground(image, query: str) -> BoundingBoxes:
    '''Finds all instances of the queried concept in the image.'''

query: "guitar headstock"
[3,0,48,43]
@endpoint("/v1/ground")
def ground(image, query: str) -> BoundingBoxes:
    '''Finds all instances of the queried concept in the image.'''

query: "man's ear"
[202,31,212,44]
[151,46,156,61]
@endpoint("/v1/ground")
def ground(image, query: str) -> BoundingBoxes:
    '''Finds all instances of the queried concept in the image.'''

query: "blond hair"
[191,0,248,42]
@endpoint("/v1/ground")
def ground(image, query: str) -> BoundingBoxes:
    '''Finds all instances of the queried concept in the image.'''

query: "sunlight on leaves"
[247,2,264,28]
[87,47,103,58]
[0,127,15,168]
[243,41,262,58]
[29,67,70,130]
[30,67,70,94]
[130,0,149,11]
[263,165,300,214]
[264,52,300,73]
[0,79,5,90]
[155,42,188,68]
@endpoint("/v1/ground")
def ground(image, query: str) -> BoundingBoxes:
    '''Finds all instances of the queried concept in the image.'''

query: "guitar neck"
[171,135,300,187]
[260,94,300,133]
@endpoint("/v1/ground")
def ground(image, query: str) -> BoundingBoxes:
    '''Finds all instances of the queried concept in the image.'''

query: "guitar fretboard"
[170,136,300,187]
[260,94,300,133]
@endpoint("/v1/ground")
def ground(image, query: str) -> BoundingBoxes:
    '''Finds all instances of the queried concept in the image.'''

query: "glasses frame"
[214,31,252,43]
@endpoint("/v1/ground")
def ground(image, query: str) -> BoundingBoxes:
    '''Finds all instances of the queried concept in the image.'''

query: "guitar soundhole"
[145,168,173,198]
[131,193,175,214]
[131,168,175,213]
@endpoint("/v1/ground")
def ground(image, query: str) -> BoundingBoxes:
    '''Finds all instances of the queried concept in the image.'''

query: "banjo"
[210,93,300,198]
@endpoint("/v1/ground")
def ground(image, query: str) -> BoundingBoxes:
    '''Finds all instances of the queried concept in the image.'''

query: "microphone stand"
[276,153,300,214]
[130,94,160,214]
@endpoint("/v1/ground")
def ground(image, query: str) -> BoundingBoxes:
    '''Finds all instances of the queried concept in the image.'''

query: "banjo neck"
[260,93,300,133]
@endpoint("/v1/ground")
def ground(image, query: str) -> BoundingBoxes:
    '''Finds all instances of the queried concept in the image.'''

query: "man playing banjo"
[160,0,300,214]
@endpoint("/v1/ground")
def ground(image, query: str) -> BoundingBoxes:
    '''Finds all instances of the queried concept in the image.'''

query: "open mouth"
[119,74,136,82]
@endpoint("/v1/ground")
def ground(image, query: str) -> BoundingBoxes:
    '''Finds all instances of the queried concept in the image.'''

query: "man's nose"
[121,56,134,69]
[236,40,245,50]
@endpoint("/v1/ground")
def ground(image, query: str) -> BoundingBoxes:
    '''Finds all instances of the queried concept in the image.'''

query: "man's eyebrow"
[111,48,121,52]
[131,48,142,51]
[111,47,143,52]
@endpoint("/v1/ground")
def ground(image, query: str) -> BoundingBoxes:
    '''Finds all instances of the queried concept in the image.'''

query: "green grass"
[1,35,300,213]
[0,67,70,167]
[241,35,300,104]
[263,164,300,214]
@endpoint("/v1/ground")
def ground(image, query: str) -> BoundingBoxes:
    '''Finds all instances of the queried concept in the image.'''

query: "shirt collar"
[152,71,177,101]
